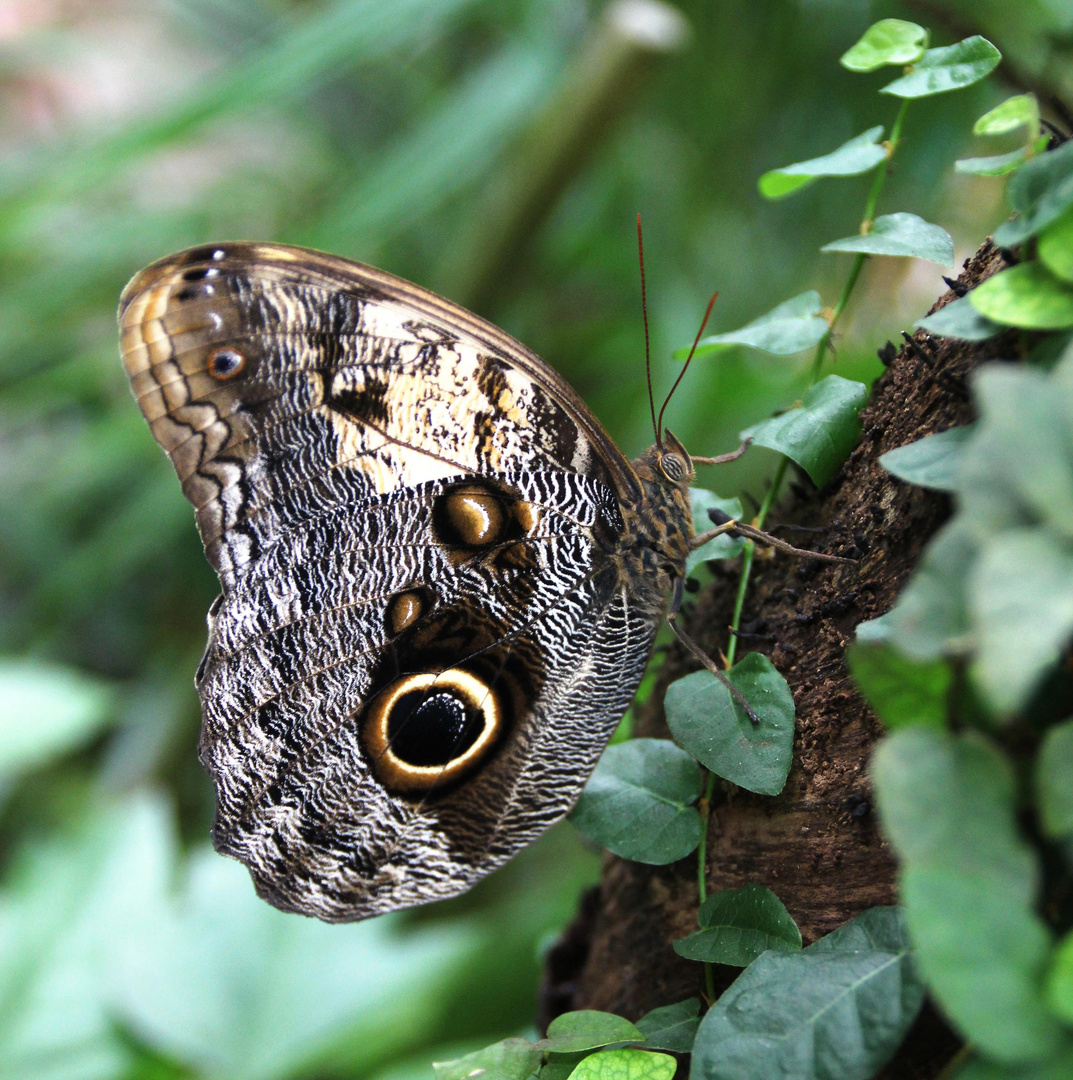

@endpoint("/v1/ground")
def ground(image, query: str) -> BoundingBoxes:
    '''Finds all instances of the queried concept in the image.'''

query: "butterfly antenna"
[638,214,658,446]
[656,289,718,446]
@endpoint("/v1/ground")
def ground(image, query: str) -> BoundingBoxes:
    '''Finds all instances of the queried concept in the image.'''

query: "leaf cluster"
[848,92,1073,1079]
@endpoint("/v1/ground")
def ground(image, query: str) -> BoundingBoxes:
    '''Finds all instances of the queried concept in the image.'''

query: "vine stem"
[694,96,911,1002]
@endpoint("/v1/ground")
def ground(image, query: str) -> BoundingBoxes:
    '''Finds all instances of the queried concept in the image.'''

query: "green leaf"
[107,817,475,1080]
[542,1012,645,1055]
[0,796,164,1080]
[433,1038,541,1080]
[665,653,795,796]
[970,263,1073,330]
[873,730,1065,1062]
[956,145,1036,177]
[1047,931,1073,1025]
[688,490,745,573]
[845,642,951,730]
[974,94,1040,136]
[916,294,1003,340]
[673,884,801,966]
[740,375,868,487]
[994,139,1073,247]
[691,908,925,1080]
[969,530,1073,715]
[840,20,928,72]
[1039,204,1073,283]
[569,740,702,864]
[634,999,700,1053]
[959,362,1073,537]
[879,426,972,491]
[856,520,976,660]
[567,1049,675,1080]
[683,291,828,358]
[541,1053,589,1080]
[821,212,954,266]
[951,1046,1073,1080]
[0,659,114,781]
[881,36,1002,98]
[758,128,887,199]
[1036,720,1073,841]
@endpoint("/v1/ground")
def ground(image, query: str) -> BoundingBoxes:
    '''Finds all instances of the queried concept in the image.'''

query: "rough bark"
[541,240,1020,1078]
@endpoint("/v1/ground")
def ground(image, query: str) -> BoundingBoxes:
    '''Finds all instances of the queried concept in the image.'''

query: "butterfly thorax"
[617,439,695,617]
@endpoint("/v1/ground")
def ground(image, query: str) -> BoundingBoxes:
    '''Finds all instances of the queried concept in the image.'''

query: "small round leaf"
[665,653,794,796]
[881,36,1001,98]
[840,20,928,72]
[567,1049,675,1080]
[570,740,702,863]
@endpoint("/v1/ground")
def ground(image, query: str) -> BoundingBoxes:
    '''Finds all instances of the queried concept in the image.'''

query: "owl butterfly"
[119,241,735,922]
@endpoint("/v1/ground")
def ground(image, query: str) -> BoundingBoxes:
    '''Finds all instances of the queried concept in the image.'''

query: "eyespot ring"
[207,347,246,380]
[362,669,504,794]
[660,451,687,482]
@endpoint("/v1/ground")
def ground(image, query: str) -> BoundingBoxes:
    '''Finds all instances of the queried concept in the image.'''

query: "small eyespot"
[207,347,246,380]
[660,451,687,482]
[182,266,221,282]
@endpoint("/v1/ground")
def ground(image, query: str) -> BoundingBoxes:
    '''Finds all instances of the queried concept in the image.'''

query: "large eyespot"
[660,451,687,482]
[207,347,246,380]
[362,669,504,794]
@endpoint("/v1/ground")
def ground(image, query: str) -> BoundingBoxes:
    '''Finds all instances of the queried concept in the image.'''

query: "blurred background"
[0,1,1068,1078]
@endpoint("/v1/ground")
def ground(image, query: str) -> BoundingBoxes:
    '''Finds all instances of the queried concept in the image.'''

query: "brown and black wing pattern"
[119,243,660,920]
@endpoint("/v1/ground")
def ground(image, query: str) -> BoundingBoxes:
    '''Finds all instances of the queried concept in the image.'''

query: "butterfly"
[119,241,732,922]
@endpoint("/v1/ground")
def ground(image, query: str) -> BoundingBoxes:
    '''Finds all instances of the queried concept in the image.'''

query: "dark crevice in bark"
[541,240,1023,1079]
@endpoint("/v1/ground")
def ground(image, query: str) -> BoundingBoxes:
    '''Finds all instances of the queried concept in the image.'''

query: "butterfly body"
[120,243,693,921]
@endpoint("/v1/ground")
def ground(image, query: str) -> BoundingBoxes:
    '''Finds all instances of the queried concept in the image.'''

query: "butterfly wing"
[119,242,660,920]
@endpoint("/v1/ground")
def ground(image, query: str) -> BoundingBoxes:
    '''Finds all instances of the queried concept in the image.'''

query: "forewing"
[119,242,639,586]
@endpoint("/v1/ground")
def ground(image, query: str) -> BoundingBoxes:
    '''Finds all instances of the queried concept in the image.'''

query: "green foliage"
[433,1038,542,1080]
[567,1049,676,1080]
[916,294,1002,340]
[994,139,1073,247]
[740,375,867,487]
[971,263,1073,329]
[865,354,1073,714]
[0,660,115,781]
[839,20,928,73]
[664,653,795,796]
[569,740,702,864]
[633,999,700,1053]
[821,212,954,265]
[845,643,951,730]
[673,884,801,966]
[1036,720,1073,842]
[542,1013,645,1054]
[873,731,1064,1062]
[974,94,1041,137]
[878,425,971,491]
[683,292,829,357]
[880,37,1001,99]
[690,908,925,1080]
[687,490,744,572]
[758,129,888,200]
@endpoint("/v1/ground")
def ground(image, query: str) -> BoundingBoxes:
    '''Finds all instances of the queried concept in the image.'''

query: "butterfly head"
[632,429,695,509]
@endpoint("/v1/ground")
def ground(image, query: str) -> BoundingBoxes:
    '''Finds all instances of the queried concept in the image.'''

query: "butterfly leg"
[691,508,855,564]
[666,577,761,725]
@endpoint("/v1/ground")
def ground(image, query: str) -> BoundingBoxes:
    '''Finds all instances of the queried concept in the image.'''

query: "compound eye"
[207,347,246,380]
[660,451,687,482]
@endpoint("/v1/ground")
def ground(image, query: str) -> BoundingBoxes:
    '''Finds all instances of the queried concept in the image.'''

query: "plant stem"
[725,95,911,661]
[694,94,910,1010]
